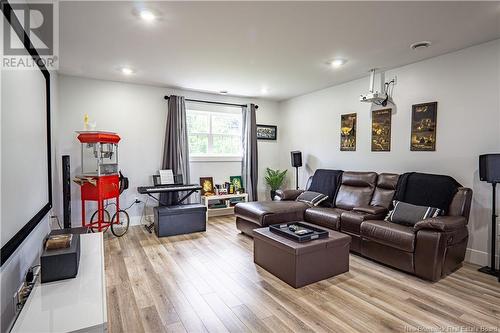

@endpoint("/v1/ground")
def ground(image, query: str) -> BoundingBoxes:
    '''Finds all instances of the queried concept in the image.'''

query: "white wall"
[56,75,281,225]
[278,39,500,266]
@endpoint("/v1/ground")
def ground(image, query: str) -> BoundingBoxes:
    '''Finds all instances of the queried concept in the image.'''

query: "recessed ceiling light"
[219,90,228,94]
[120,67,135,75]
[329,58,347,68]
[139,9,156,22]
[410,41,431,50]
[261,87,269,94]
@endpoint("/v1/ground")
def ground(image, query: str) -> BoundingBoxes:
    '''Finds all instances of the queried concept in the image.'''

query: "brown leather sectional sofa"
[234,171,472,282]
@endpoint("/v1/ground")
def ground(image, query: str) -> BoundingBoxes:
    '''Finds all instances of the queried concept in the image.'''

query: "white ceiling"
[59,1,500,101]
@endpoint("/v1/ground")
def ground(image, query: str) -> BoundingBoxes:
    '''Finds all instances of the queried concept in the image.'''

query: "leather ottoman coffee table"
[253,222,351,288]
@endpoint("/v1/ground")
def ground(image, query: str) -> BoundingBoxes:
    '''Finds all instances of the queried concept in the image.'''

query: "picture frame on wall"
[200,177,214,196]
[256,124,277,140]
[340,113,357,151]
[371,109,392,152]
[410,102,438,151]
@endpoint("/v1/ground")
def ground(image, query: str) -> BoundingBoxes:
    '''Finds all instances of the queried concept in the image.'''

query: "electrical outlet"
[13,283,24,310]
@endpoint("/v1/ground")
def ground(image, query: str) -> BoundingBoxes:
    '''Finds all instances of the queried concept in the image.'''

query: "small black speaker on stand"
[478,154,500,281]
[62,155,71,229]
[290,151,302,190]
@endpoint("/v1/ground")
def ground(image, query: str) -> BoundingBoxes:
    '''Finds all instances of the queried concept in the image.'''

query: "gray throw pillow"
[386,200,442,226]
[296,191,329,207]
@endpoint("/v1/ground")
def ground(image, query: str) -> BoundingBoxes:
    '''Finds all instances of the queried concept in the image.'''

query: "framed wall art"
[371,109,392,152]
[410,102,437,151]
[256,124,277,140]
[340,113,357,151]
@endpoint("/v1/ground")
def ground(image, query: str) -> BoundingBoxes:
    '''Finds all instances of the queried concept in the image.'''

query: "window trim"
[189,155,243,163]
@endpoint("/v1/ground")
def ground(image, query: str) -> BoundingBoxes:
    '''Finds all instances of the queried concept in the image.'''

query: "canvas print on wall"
[340,113,357,151]
[371,109,392,152]
[411,102,437,151]
[256,124,277,140]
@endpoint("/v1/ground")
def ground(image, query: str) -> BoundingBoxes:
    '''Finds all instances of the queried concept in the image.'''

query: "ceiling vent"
[410,41,432,50]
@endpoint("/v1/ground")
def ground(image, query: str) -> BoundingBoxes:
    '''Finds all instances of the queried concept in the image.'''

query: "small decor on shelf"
[411,102,437,151]
[264,168,287,200]
[257,124,277,140]
[230,176,243,191]
[200,177,214,196]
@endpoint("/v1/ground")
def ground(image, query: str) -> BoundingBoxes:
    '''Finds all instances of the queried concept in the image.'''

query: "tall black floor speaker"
[290,151,302,190]
[478,154,500,281]
[62,155,71,229]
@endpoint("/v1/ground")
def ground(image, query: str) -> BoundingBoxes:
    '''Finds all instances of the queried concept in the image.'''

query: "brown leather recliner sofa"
[234,170,472,282]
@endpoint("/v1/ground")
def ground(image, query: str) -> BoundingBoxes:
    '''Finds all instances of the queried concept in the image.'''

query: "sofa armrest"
[275,189,304,201]
[352,205,387,215]
[413,216,467,232]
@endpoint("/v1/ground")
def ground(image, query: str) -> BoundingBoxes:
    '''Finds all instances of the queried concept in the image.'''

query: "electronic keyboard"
[137,184,201,194]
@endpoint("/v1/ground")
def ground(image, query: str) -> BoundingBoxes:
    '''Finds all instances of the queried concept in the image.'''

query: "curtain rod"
[164,95,258,109]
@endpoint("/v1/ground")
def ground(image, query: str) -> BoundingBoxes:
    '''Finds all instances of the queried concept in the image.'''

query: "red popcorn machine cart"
[75,131,129,236]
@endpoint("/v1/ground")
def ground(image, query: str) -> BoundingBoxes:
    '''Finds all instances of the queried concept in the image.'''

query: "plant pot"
[270,190,277,201]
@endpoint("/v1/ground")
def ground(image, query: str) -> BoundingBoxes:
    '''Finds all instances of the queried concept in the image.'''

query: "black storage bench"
[153,204,207,237]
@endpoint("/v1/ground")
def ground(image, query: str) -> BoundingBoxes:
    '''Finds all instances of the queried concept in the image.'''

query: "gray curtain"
[160,95,190,205]
[242,104,258,201]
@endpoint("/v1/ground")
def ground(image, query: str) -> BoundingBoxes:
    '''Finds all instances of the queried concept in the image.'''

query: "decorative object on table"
[45,234,73,250]
[264,168,287,200]
[290,151,302,189]
[200,177,214,196]
[41,233,81,283]
[371,109,392,152]
[256,124,277,140]
[269,222,329,243]
[478,153,500,280]
[410,102,437,151]
[340,113,357,151]
[230,176,243,191]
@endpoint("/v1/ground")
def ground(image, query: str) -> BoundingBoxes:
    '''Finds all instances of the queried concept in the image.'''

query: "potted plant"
[264,168,287,200]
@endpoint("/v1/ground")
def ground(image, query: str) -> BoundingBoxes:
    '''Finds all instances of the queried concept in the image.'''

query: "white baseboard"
[465,248,499,266]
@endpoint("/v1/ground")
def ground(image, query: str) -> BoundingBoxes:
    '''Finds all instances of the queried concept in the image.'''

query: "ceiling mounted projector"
[360,69,393,106]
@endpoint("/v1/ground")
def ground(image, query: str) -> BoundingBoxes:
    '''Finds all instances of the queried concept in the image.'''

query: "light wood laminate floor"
[104,216,499,333]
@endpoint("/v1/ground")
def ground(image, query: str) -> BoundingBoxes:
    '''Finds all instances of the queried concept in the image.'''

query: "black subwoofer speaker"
[62,155,71,228]
[479,154,500,183]
[291,151,302,168]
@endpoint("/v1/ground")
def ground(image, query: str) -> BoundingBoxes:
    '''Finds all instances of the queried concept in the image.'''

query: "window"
[187,108,242,160]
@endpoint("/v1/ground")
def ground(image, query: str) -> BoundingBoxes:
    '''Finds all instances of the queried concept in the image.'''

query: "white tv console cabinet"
[11,232,107,333]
